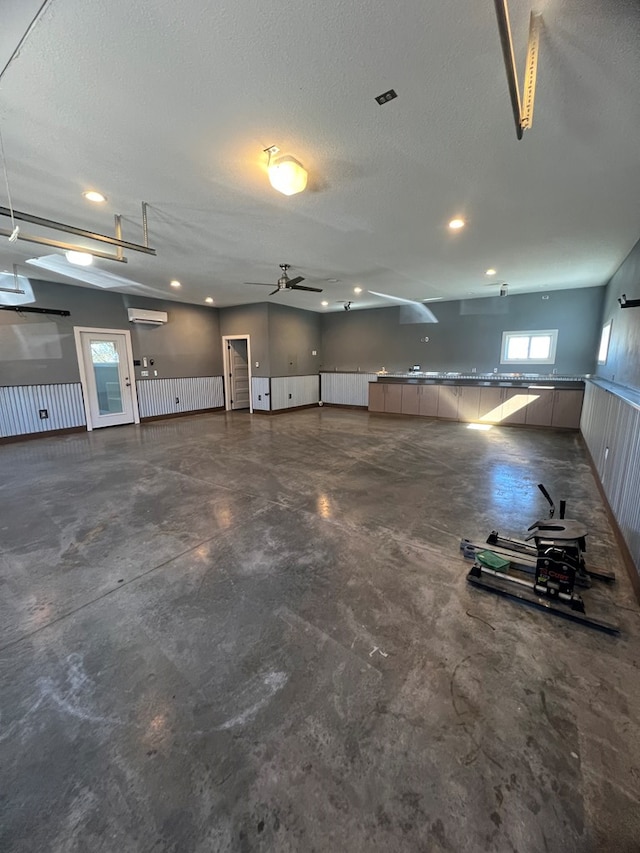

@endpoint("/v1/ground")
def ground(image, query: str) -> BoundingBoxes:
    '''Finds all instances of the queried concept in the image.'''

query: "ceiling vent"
[127,308,168,325]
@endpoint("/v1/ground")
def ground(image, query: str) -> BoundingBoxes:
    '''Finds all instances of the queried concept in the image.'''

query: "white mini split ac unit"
[127,308,168,325]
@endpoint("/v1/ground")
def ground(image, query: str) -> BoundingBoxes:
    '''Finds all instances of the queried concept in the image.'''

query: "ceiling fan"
[245,263,323,295]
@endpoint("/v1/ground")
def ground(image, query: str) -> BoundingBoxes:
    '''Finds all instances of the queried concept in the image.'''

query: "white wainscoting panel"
[581,381,640,574]
[320,372,378,407]
[137,376,224,418]
[251,377,271,411]
[270,375,319,411]
[0,383,85,437]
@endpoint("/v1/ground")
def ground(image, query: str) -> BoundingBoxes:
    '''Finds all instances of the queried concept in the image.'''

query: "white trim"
[221,335,253,413]
[73,326,140,430]
[500,329,558,365]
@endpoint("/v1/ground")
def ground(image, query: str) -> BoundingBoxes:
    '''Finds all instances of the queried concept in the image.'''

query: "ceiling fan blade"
[245,282,275,286]
[291,284,323,292]
[287,276,305,287]
[269,287,281,295]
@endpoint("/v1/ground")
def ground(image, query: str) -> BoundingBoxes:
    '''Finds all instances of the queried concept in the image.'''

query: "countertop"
[370,373,586,389]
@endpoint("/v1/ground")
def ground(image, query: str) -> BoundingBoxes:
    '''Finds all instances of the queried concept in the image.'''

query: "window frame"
[500,329,559,365]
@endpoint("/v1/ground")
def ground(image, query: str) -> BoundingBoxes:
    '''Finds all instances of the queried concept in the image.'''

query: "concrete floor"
[1,409,639,853]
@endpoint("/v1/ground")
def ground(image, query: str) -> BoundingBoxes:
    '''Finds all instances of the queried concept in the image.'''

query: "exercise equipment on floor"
[462,483,619,635]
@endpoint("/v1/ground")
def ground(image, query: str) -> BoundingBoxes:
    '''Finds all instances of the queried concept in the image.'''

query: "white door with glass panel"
[78,331,137,428]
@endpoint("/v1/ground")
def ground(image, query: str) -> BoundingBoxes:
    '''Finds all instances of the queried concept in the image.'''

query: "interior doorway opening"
[222,335,253,412]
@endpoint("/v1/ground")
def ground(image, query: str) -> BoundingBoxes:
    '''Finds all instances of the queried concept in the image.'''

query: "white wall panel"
[581,381,640,575]
[0,383,85,437]
[251,377,270,411]
[270,375,319,410]
[320,372,377,407]
[137,376,223,418]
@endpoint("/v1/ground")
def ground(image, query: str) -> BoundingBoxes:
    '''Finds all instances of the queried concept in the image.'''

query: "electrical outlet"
[312,350,317,356]
[39,408,48,419]
[258,394,262,401]
[141,370,149,377]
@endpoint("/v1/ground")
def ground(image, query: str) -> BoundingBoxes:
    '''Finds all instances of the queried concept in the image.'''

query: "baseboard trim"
[0,425,86,444]
[321,403,368,410]
[254,403,320,415]
[140,407,225,423]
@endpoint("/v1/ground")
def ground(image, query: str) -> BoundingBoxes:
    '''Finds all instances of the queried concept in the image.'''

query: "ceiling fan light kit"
[264,146,308,196]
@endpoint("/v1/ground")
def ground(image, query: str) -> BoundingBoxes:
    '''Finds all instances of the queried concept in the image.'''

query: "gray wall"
[320,287,605,375]
[218,303,321,377]
[122,295,222,380]
[595,236,640,391]
[219,303,270,376]
[268,303,321,376]
[0,279,222,386]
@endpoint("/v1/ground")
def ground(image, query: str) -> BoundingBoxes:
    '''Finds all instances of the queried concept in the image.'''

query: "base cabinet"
[437,386,459,419]
[370,381,583,429]
[401,385,420,415]
[550,389,583,429]
[457,386,482,422]
[418,385,439,417]
[368,382,403,413]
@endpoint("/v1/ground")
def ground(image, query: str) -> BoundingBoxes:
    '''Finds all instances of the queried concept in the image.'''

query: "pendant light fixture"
[264,146,308,196]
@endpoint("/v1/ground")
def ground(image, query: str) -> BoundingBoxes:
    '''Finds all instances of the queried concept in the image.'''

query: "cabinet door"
[524,388,555,426]
[501,388,530,425]
[401,384,420,415]
[384,384,403,413]
[437,385,459,419]
[457,386,482,422]
[551,389,584,429]
[478,387,505,424]
[418,385,439,417]
[368,383,386,412]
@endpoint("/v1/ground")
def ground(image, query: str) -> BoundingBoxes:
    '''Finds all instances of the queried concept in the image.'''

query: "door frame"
[222,335,253,413]
[74,326,140,431]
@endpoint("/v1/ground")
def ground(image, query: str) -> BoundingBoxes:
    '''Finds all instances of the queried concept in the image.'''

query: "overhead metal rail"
[494,1,542,140]
[0,203,156,263]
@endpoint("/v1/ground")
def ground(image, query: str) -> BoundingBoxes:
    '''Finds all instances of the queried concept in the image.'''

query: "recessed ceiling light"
[448,218,465,230]
[170,280,181,288]
[321,300,329,307]
[326,278,340,283]
[82,190,107,203]
[354,286,362,294]
[205,297,214,304]
[65,250,93,266]
[485,268,497,276]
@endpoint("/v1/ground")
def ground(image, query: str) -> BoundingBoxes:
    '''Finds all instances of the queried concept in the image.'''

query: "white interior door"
[78,331,137,428]
[229,339,250,410]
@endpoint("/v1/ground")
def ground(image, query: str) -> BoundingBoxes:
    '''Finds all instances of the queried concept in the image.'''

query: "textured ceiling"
[0,0,639,312]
